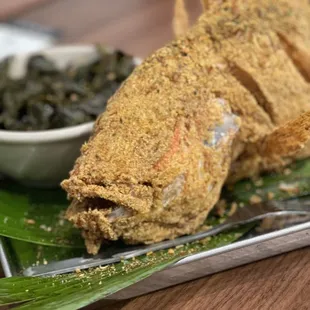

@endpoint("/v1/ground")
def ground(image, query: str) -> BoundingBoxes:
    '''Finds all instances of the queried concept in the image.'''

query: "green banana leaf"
[225,159,310,203]
[0,227,248,310]
[0,180,83,247]
[2,238,84,272]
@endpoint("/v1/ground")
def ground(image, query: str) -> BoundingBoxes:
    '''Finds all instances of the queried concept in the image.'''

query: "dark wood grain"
[20,0,201,57]
[78,0,201,57]
[110,248,310,310]
[0,1,308,309]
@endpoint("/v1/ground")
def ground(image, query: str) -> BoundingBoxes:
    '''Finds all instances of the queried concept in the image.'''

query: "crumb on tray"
[168,248,175,255]
[254,178,264,187]
[283,168,292,176]
[228,202,238,216]
[267,192,275,200]
[249,194,262,204]
[25,219,36,225]
[278,182,300,194]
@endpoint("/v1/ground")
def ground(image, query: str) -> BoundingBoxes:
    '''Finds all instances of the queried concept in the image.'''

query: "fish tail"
[173,0,189,37]
[200,0,209,11]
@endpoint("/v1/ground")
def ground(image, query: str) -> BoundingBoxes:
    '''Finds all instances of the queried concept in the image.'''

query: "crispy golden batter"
[62,0,310,254]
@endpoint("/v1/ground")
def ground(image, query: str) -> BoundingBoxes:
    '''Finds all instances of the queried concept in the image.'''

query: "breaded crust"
[62,0,310,254]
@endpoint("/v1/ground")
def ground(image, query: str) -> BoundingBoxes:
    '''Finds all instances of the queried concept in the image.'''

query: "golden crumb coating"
[62,0,310,254]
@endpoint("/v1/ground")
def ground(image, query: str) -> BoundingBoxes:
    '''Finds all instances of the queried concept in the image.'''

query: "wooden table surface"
[1,0,310,309]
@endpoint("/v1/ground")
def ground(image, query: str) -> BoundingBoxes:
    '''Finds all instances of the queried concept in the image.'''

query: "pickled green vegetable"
[0,47,135,131]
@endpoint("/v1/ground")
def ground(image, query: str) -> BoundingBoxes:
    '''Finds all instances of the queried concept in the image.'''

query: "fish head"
[61,92,239,254]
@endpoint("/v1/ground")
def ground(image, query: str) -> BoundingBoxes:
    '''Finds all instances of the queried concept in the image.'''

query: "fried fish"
[62,0,310,254]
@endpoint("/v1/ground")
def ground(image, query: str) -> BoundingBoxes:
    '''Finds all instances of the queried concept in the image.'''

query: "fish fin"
[173,0,189,38]
[260,112,310,158]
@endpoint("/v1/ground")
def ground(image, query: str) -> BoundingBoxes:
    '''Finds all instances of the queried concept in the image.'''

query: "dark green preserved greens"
[0,47,135,131]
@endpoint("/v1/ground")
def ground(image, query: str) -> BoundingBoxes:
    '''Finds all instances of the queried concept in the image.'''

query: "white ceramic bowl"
[0,122,94,187]
[0,45,136,187]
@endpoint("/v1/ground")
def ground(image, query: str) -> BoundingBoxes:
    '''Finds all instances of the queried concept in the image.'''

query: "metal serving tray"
[1,220,310,300]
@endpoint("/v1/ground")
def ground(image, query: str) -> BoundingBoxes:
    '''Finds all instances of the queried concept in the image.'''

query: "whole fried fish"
[62,0,310,254]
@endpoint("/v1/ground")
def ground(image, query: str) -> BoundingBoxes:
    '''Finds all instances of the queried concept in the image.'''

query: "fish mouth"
[72,196,135,223]
[62,177,154,212]
[62,179,155,254]
[65,196,138,255]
